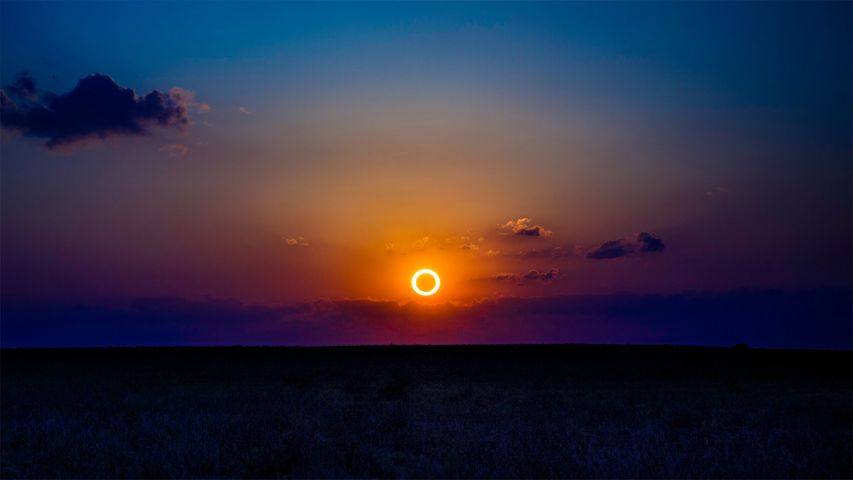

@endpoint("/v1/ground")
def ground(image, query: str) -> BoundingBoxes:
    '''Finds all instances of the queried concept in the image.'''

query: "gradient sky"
[1,2,850,346]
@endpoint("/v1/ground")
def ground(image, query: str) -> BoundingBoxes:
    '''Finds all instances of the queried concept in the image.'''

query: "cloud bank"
[2,288,849,349]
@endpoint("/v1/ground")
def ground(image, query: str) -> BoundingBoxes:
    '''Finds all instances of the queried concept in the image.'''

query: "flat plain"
[1,345,850,478]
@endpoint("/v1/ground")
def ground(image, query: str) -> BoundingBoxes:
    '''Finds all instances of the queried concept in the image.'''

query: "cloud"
[500,218,553,237]
[586,239,633,259]
[586,232,665,260]
[523,268,559,281]
[2,289,849,349]
[239,106,252,115]
[491,272,520,281]
[169,86,209,115]
[284,236,309,247]
[637,232,665,252]
[4,72,38,100]
[159,143,189,158]
[411,236,430,250]
[488,268,560,283]
[0,72,205,149]
[455,235,483,251]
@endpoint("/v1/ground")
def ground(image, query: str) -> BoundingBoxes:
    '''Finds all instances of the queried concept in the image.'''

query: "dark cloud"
[0,72,203,149]
[2,289,849,349]
[637,232,665,252]
[587,239,633,259]
[490,272,521,282]
[586,232,665,260]
[523,268,559,281]
[486,268,559,283]
[5,72,37,99]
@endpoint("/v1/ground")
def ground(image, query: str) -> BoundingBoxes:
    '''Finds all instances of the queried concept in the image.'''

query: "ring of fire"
[411,269,441,296]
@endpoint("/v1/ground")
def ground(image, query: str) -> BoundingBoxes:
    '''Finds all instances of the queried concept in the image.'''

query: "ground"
[1,345,851,478]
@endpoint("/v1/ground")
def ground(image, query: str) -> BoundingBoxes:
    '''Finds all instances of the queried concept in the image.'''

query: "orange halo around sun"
[411,269,441,296]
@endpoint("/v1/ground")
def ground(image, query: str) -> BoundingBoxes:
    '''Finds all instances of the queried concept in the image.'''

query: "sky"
[1,2,850,347]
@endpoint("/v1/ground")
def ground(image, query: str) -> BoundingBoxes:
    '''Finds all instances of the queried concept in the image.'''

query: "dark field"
[1,345,851,478]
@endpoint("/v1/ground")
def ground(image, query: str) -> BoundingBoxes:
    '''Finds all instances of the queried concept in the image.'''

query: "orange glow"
[411,269,441,296]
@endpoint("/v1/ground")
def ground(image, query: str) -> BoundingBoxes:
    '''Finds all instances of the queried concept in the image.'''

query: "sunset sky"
[1,2,850,347]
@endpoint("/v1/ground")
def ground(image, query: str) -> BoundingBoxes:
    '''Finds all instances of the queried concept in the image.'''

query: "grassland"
[1,345,850,478]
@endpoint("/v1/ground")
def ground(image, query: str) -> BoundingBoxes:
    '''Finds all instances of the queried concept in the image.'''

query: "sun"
[411,269,441,296]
